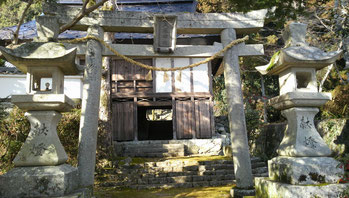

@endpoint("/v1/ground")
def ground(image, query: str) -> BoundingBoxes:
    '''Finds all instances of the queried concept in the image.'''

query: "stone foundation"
[98,157,268,190]
[268,156,343,185]
[255,177,349,198]
[115,137,226,157]
[0,164,78,198]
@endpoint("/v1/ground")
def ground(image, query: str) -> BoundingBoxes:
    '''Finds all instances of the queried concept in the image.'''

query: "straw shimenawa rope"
[63,35,249,71]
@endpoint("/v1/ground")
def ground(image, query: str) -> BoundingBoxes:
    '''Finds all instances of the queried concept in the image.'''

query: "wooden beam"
[43,3,267,34]
[63,43,264,58]
[112,92,213,99]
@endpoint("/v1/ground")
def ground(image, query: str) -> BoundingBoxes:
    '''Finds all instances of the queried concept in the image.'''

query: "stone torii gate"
[38,3,267,196]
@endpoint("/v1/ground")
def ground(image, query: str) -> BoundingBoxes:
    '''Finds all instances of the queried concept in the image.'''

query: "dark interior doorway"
[137,106,173,140]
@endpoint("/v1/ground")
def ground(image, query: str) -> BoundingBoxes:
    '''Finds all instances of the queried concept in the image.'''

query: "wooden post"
[221,29,254,193]
[77,25,104,189]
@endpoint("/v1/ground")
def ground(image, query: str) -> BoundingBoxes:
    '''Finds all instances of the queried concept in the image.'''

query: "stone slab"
[43,4,267,34]
[0,164,78,198]
[268,92,331,110]
[63,43,264,58]
[11,94,75,112]
[0,42,78,75]
[255,177,349,198]
[114,138,224,157]
[230,188,255,198]
[268,156,343,185]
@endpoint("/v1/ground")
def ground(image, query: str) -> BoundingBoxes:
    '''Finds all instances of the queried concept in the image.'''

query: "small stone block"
[230,187,255,198]
[269,156,344,185]
[0,164,78,198]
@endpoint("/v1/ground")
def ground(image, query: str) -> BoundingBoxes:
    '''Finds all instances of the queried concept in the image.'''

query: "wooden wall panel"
[112,102,135,141]
[194,100,212,138]
[175,100,194,139]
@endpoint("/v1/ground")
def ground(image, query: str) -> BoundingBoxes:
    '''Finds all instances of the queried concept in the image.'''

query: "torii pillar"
[77,24,104,190]
[221,28,255,197]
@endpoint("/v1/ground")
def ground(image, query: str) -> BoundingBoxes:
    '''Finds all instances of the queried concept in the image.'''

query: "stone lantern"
[0,42,79,197]
[254,22,348,197]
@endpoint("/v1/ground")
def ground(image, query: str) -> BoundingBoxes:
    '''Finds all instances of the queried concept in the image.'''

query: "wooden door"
[175,100,195,139]
[194,100,212,138]
[112,101,135,141]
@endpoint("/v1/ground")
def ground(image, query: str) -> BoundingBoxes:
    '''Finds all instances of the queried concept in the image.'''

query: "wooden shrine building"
[35,0,266,156]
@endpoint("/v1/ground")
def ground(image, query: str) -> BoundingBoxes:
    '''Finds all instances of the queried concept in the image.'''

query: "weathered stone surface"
[230,188,255,198]
[63,42,264,58]
[35,15,60,42]
[115,138,224,157]
[268,156,343,185]
[221,28,254,189]
[256,23,342,76]
[11,94,75,112]
[0,164,78,198]
[255,177,349,198]
[277,107,332,157]
[268,92,331,110]
[0,42,78,74]
[77,25,104,188]
[282,22,307,47]
[13,111,68,166]
[317,119,349,155]
[43,3,267,34]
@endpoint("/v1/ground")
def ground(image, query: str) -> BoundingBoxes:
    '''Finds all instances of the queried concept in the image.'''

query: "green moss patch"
[94,185,232,198]
[266,51,281,71]
[114,155,232,166]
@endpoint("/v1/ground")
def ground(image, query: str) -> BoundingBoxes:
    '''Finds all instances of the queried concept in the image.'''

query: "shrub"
[0,107,81,173]
[57,109,81,166]
[321,84,349,118]
[0,106,30,173]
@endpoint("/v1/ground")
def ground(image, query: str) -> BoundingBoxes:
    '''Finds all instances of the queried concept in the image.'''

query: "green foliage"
[321,84,349,118]
[213,75,228,116]
[197,0,325,27]
[0,59,5,67]
[0,0,43,29]
[57,109,81,166]
[0,106,30,173]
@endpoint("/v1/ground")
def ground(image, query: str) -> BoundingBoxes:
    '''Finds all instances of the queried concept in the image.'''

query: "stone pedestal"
[255,177,349,198]
[269,156,343,185]
[0,164,78,198]
[13,110,68,166]
[277,107,332,157]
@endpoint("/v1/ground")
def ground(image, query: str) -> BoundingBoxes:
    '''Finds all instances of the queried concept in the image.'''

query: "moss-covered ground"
[94,185,233,198]
[114,155,232,166]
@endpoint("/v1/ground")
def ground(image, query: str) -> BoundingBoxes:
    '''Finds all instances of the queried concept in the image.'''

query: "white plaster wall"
[155,58,172,93]
[0,74,83,99]
[155,58,210,93]
[192,58,209,92]
[174,58,191,92]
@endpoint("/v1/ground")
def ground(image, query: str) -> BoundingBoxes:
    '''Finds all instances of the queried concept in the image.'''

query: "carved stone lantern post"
[254,22,348,197]
[0,42,79,197]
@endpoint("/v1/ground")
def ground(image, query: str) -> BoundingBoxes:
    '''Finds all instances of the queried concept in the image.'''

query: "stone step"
[251,161,267,169]
[252,166,268,174]
[98,157,269,189]
[120,143,185,157]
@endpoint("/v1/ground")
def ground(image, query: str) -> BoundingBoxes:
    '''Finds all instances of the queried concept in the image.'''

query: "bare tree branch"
[59,0,108,33]
[13,0,33,44]
[314,11,334,33]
